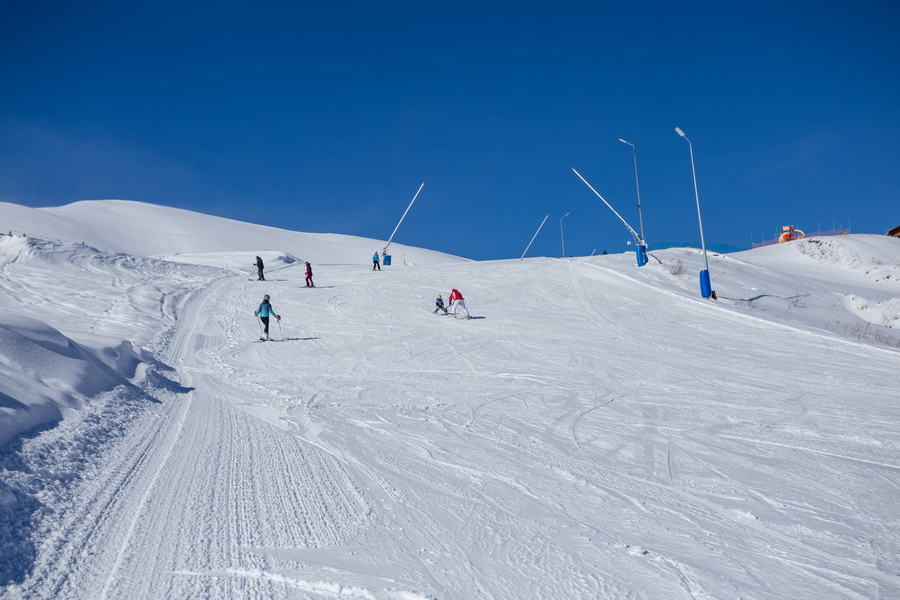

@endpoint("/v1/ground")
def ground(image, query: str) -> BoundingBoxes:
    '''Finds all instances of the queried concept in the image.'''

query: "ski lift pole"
[521,214,549,260]
[383,182,425,257]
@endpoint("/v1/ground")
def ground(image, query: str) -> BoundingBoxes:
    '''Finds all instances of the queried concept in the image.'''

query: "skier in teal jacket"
[254,294,280,340]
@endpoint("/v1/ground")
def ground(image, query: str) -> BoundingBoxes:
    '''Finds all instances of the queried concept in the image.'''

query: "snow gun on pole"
[382,182,425,261]
[572,168,648,267]
[521,214,549,260]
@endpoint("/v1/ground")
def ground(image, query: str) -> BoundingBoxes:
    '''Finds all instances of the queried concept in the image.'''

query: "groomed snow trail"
[9,253,900,599]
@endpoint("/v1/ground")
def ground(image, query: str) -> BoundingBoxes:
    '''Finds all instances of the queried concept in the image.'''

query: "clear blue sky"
[1,1,897,260]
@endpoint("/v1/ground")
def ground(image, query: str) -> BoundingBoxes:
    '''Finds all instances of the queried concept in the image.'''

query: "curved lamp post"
[618,139,646,245]
[675,127,714,299]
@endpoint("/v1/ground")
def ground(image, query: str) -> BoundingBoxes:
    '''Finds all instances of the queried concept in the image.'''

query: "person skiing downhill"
[304,262,315,287]
[255,256,265,281]
[372,252,381,271]
[254,294,280,340]
[434,294,448,315]
[448,288,470,318]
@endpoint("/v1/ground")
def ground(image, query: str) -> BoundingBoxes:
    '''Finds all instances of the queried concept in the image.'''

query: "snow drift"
[0,313,134,446]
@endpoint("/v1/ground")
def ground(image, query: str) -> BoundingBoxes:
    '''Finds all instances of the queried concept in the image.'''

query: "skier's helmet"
[263,294,270,301]
[437,294,442,298]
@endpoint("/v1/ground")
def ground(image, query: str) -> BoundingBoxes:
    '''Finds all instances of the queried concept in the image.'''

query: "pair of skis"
[255,314,284,341]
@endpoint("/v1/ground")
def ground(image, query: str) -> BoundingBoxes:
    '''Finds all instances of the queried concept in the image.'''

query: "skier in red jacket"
[448,288,470,318]
[304,262,315,287]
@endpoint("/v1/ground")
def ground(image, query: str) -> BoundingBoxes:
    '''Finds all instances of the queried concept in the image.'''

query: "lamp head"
[675,127,685,137]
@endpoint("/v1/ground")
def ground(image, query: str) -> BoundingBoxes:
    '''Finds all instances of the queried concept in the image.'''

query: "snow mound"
[843,295,900,329]
[0,313,130,447]
[791,235,900,280]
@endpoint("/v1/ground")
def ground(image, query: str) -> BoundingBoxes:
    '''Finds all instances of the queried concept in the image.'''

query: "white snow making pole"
[521,214,549,260]
[572,168,642,243]
[572,168,650,267]
[383,182,425,256]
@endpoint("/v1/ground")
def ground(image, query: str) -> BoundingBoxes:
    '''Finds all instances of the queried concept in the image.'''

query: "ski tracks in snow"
[9,255,900,599]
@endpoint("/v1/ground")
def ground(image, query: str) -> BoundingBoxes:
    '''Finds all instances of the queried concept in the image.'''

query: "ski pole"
[256,314,264,334]
[277,317,284,337]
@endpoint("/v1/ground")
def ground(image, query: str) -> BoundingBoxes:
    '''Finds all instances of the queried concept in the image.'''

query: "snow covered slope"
[635,234,900,346]
[0,199,467,265]
[0,200,898,599]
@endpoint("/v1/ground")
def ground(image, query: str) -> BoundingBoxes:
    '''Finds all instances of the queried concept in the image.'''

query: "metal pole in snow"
[383,182,424,256]
[619,139,646,244]
[675,127,713,299]
[521,214,549,260]
[674,128,709,273]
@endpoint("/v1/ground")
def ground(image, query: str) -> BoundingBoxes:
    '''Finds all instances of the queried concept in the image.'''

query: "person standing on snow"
[448,288,470,318]
[434,294,448,315]
[372,252,381,271]
[254,294,281,340]
[255,256,265,281]
[304,262,315,287]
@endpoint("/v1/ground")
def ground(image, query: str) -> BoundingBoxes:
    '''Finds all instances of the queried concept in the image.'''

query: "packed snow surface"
[1,201,898,599]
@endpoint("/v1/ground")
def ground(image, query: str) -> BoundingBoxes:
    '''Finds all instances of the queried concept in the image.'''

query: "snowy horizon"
[1,200,898,599]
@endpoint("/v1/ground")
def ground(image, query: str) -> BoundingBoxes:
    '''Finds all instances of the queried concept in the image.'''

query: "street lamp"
[560,212,570,257]
[618,139,646,244]
[675,127,714,299]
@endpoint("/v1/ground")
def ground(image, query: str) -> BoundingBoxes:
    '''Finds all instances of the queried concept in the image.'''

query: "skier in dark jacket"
[434,294,448,314]
[254,294,280,340]
[255,256,265,281]
[305,262,315,287]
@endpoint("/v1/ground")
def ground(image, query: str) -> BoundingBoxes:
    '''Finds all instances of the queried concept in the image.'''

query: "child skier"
[254,294,281,340]
[434,294,448,315]
[305,262,315,287]
[372,252,381,271]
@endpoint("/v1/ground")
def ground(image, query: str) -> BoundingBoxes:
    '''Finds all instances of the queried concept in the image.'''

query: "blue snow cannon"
[699,269,712,298]
[635,244,648,267]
